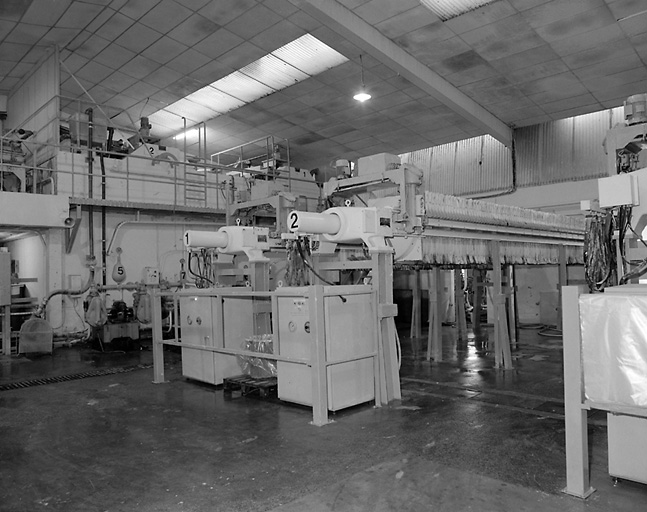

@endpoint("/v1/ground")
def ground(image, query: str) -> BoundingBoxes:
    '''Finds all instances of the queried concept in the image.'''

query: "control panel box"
[143,267,159,285]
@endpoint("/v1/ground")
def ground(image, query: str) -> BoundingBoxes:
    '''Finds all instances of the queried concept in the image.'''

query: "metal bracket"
[65,205,82,253]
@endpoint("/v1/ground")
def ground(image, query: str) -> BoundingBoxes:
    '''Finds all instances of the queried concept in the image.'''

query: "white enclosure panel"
[580,293,647,407]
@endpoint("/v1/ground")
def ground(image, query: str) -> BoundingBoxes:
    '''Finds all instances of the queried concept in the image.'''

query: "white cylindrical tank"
[218,226,252,254]
[184,230,228,249]
[288,210,341,235]
[322,207,369,244]
[289,208,371,244]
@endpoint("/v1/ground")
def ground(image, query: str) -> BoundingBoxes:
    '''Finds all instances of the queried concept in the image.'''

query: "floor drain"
[0,364,153,391]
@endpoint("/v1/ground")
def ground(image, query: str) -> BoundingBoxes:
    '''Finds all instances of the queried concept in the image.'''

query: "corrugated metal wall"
[401,106,625,196]
[515,108,623,187]
[401,134,513,197]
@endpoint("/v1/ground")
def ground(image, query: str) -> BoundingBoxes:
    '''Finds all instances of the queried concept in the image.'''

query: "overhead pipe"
[100,151,107,286]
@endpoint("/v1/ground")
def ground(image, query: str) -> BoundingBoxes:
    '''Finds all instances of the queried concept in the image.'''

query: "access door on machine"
[276,288,376,411]
[180,295,217,384]
[180,293,264,386]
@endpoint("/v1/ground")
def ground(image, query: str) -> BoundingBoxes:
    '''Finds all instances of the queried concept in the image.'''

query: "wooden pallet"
[223,375,278,399]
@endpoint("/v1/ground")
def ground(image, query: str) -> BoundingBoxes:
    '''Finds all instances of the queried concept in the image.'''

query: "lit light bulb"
[353,90,371,102]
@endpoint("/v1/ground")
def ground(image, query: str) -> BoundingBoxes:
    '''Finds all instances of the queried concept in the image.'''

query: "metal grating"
[0,364,153,392]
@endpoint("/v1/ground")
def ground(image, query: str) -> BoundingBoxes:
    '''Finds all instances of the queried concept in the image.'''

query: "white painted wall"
[39,209,219,334]
[6,234,46,300]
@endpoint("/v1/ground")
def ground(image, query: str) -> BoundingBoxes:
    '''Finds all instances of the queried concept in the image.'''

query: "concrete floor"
[1,324,646,512]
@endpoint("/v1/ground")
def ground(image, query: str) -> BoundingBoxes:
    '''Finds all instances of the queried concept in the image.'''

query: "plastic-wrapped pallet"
[237,334,277,379]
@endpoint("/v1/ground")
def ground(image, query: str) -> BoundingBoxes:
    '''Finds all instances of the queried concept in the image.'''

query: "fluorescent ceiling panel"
[241,54,309,91]
[272,33,348,75]
[151,34,348,137]
[212,71,276,103]
[148,110,186,131]
[164,98,220,122]
[419,0,498,21]
[186,87,245,114]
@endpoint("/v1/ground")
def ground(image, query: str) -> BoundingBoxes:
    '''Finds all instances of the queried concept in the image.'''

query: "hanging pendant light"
[353,54,371,102]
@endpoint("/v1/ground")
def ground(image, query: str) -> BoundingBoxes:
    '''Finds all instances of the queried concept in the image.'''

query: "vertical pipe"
[557,244,568,331]
[471,269,480,337]
[85,108,95,261]
[286,139,291,192]
[492,242,503,368]
[100,153,107,286]
[507,265,517,349]
[180,117,186,208]
[202,122,207,207]
[86,108,93,197]
[454,269,467,341]
[427,268,443,362]
[409,269,421,341]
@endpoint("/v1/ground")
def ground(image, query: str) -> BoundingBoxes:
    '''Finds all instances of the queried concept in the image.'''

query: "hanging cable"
[293,238,347,302]
[584,211,616,292]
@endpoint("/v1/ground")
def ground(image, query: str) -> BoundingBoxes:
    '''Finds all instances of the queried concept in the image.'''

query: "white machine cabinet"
[575,286,647,487]
[180,295,218,383]
[179,294,255,385]
[276,287,376,411]
[608,413,647,484]
[564,285,647,497]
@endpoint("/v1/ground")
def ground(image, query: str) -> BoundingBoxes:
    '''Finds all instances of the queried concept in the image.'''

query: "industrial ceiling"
[0,0,645,170]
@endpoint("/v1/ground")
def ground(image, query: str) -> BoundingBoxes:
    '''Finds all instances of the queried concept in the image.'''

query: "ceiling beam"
[299,0,513,148]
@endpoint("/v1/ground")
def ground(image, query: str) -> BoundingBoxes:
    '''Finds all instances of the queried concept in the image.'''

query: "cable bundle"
[188,249,215,288]
[584,211,616,292]
[285,239,310,287]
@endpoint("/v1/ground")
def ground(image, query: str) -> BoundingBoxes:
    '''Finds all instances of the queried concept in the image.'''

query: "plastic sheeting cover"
[580,294,647,407]
[237,334,277,379]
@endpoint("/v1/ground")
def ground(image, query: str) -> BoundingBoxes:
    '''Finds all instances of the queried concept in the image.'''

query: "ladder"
[183,165,207,207]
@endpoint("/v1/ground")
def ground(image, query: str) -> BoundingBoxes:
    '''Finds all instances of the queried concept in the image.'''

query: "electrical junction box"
[357,153,400,176]
[598,173,639,208]
[143,267,159,285]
